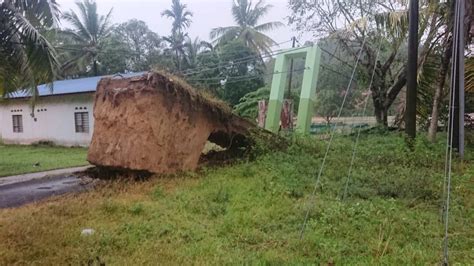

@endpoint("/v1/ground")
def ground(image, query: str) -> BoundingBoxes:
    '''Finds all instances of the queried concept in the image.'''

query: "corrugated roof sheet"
[7,72,146,99]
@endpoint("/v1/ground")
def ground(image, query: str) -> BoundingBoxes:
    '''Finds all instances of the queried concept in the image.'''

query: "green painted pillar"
[296,46,321,134]
[264,44,321,134]
[265,54,288,133]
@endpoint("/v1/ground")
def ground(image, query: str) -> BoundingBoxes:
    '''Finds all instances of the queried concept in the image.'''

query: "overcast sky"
[57,0,310,49]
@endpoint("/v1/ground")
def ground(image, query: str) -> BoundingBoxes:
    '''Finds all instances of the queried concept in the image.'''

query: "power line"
[180,44,313,76]
[187,67,309,85]
[443,0,464,264]
[179,39,296,75]
[319,46,356,70]
[321,64,354,81]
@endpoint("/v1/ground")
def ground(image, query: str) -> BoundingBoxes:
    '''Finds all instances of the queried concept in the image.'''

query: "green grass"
[0,132,472,264]
[0,144,89,177]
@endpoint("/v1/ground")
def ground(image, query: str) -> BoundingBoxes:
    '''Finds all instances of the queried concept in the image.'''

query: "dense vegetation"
[1,0,473,137]
[0,132,472,264]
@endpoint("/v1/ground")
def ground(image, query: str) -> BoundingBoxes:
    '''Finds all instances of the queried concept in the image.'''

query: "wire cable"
[299,34,368,239]
[180,44,312,76]
[187,67,309,85]
[319,46,355,70]
[443,0,462,264]
[341,41,382,200]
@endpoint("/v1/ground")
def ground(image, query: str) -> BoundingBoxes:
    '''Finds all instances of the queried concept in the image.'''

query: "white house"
[0,73,143,146]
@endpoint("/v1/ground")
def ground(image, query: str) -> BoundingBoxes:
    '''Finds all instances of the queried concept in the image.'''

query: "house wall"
[0,93,95,146]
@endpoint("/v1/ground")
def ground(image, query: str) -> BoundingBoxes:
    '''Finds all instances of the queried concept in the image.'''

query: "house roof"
[7,72,146,99]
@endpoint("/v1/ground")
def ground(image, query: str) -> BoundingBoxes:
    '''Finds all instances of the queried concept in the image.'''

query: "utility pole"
[451,0,465,158]
[286,37,297,99]
[458,3,465,158]
[406,0,419,141]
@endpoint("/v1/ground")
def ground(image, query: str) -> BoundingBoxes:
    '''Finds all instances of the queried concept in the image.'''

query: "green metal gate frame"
[264,45,321,134]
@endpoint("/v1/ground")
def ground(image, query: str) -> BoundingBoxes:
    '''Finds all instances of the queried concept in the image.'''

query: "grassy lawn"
[0,132,472,264]
[0,144,89,177]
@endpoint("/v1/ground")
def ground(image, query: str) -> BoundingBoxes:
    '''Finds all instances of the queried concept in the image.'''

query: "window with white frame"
[12,115,23,133]
[74,112,89,133]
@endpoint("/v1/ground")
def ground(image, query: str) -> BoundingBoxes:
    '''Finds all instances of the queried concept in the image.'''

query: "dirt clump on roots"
[87,71,275,174]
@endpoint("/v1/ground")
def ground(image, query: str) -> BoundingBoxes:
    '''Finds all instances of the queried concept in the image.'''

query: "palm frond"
[253,21,284,32]
[212,0,281,57]
[247,0,272,26]
[0,0,60,96]
[161,9,176,19]
[466,57,474,93]
[62,11,92,41]
[162,0,193,33]
[210,26,241,42]
[416,49,442,120]
[98,8,113,38]
[247,29,277,56]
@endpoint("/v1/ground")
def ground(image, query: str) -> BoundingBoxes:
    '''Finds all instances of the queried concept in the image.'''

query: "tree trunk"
[382,108,388,126]
[375,106,389,127]
[372,84,389,127]
[375,104,383,125]
[428,37,452,142]
[176,50,180,71]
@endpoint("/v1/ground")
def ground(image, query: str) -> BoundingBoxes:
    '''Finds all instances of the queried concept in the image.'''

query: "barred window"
[74,112,89,133]
[12,115,23,133]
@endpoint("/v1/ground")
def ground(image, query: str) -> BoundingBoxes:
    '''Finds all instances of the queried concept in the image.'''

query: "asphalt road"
[0,175,92,209]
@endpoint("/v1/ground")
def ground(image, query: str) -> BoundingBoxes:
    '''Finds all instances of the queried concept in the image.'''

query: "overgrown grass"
[0,144,89,177]
[0,132,472,264]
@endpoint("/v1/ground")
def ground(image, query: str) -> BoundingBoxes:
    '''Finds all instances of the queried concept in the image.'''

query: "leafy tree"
[113,19,163,72]
[161,0,193,34]
[234,87,270,119]
[315,89,346,125]
[288,0,444,126]
[184,48,222,94]
[0,0,60,96]
[217,40,265,105]
[95,34,129,74]
[61,0,113,76]
[210,0,284,56]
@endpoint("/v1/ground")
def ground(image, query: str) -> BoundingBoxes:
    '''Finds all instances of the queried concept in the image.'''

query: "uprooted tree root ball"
[87,71,282,174]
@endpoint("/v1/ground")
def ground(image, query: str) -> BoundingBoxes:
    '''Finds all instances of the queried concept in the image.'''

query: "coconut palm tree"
[161,0,193,34]
[61,0,113,76]
[0,0,60,96]
[210,0,284,56]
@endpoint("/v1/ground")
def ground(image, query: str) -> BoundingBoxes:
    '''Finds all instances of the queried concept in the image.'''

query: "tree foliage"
[0,0,60,96]
[161,0,193,34]
[288,0,446,126]
[210,0,283,56]
[213,40,265,105]
[112,19,164,72]
[60,0,113,76]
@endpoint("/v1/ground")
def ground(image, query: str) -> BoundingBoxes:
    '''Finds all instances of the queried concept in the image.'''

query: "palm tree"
[161,0,193,34]
[61,0,113,76]
[210,0,284,56]
[162,31,188,71]
[184,38,213,69]
[0,0,60,96]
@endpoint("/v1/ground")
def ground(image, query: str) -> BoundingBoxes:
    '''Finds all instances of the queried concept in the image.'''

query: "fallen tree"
[87,71,276,174]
